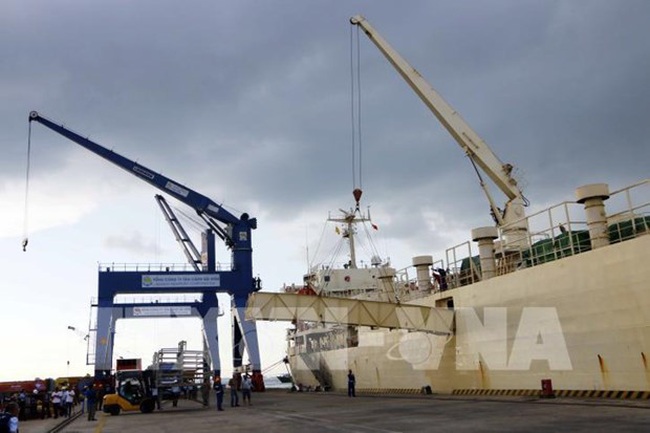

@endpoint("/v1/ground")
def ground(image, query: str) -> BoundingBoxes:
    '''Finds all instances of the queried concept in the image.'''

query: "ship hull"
[289,234,650,393]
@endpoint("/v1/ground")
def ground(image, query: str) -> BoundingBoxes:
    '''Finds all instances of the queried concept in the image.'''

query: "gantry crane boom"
[28,111,257,251]
[350,16,528,241]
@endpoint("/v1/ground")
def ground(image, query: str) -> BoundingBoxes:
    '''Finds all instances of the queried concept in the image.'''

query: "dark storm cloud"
[2,0,649,246]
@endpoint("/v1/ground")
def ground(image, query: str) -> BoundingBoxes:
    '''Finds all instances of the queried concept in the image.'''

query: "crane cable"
[350,24,363,192]
[22,121,33,252]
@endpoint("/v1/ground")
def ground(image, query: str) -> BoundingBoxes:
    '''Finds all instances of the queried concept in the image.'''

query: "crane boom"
[28,111,257,249]
[350,16,528,244]
[29,110,263,380]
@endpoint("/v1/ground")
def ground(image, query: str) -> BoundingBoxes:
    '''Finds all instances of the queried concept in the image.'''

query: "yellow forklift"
[103,368,156,415]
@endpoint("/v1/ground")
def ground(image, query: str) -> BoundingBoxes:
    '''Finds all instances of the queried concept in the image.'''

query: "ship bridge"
[245,292,455,335]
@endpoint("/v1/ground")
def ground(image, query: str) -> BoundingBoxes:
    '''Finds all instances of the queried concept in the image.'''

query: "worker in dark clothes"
[213,377,224,411]
[347,370,356,397]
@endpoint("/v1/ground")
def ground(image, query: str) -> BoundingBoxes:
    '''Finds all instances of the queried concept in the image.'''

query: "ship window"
[324,275,330,282]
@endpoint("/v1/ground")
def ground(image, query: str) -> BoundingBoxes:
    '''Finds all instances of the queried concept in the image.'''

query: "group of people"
[48,385,103,421]
[0,384,103,432]
[50,387,77,418]
[211,373,253,411]
[0,387,79,422]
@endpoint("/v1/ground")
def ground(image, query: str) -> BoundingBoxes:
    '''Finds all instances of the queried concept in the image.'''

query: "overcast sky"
[1,0,649,382]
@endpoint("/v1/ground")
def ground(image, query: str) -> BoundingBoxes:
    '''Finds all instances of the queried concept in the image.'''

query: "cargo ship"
[282,180,649,395]
[251,16,650,396]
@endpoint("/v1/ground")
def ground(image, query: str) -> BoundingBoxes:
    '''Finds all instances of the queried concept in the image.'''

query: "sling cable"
[22,120,33,252]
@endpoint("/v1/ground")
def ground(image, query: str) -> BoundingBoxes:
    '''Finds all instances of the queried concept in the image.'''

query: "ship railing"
[504,200,591,271]
[429,203,590,289]
[444,241,480,289]
[390,265,445,300]
[309,260,380,274]
[438,202,591,288]
[97,262,232,272]
[508,179,650,268]
[604,179,650,243]
[393,267,413,300]
[436,180,650,288]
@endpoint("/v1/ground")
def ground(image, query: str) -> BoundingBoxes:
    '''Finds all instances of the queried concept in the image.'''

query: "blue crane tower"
[29,111,264,387]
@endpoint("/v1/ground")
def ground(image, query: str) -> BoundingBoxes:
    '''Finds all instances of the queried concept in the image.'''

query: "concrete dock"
[20,390,650,433]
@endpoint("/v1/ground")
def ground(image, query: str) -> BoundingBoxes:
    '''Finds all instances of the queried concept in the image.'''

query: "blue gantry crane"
[29,111,264,387]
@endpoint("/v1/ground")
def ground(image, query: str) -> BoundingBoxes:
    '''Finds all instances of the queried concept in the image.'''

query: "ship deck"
[20,389,650,433]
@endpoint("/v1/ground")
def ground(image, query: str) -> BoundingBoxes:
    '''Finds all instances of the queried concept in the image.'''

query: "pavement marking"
[93,414,107,433]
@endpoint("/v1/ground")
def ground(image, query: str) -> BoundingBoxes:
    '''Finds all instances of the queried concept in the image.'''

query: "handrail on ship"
[437,179,650,291]
[280,181,649,303]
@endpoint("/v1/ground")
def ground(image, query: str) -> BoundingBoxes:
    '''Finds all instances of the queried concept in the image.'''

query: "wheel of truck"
[140,398,155,414]
[109,406,121,416]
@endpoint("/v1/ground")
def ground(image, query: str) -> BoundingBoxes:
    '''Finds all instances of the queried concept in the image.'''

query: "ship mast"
[328,188,372,270]
[346,208,358,269]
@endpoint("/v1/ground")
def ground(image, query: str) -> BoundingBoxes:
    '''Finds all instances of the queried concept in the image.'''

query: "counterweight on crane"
[350,15,529,247]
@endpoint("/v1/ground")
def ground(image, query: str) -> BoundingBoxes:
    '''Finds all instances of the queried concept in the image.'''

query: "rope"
[176,206,209,233]
[356,27,363,190]
[22,121,33,251]
[308,218,329,270]
[261,358,286,374]
[349,26,357,189]
[349,25,364,191]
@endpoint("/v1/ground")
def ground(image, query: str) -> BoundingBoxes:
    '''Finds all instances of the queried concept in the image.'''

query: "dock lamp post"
[66,326,75,376]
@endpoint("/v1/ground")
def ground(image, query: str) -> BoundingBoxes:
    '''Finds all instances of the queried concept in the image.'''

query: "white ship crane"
[350,15,529,248]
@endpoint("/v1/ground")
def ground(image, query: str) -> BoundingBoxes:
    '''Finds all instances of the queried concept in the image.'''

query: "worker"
[171,384,181,407]
[84,385,97,421]
[241,374,252,406]
[151,386,161,410]
[51,387,62,418]
[1,402,19,433]
[213,377,224,411]
[201,378,210,407]
[347,369,356,397]
[228,375,240,407]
